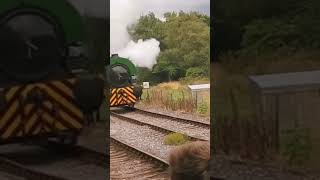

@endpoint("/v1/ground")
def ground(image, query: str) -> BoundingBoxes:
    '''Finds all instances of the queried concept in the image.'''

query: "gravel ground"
[135,103,210,124]
[0,122,108,180]
[111,116,175,161]
[110,142,169,180]
[0,171,25,180]
[78,122,107,154]
[0,144,107,180]
[209,155,320,180]
[117,110,210,141]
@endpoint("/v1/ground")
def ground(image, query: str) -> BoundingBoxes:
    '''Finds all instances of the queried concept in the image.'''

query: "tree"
[127,13,166,49]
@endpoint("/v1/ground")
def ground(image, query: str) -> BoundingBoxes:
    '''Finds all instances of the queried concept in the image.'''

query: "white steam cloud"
[118,39,160,69]
[111,0,210,69]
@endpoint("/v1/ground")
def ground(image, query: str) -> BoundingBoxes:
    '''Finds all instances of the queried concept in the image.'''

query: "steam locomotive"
[107,54,142,108]
[0,0,104,145]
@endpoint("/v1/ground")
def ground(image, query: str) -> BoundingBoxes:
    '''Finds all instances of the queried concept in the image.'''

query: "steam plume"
[118,39,160,69]
[110,0,209,68]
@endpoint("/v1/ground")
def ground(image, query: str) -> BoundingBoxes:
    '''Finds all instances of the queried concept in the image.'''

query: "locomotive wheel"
[125,104,135,111]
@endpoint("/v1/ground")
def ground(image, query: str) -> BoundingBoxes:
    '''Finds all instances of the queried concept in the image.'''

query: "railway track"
[0,143,108,180]
[110,136,169,180]
[111,109,209,141]
[134,108,210,127]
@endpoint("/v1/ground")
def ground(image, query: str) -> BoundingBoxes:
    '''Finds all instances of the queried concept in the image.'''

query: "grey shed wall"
[249,70,320,167]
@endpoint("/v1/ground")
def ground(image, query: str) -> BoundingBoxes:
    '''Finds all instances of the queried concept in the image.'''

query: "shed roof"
[249,70,320,94]
[188,84,210,91]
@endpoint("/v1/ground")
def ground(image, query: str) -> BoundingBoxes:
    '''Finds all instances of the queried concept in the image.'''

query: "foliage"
[186,67,207,78]
[280,128,312,166]
[240,7,320,56]
[141,82,209,116]
[128,13,166,49]
[129,11,210,83]
[213,0,320,56]
[164,132,189,146]
[197,101,209,116]
[142,86,196,112]
[136,67,167,84]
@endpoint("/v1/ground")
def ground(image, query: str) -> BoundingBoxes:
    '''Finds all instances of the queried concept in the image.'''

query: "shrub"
[280,128,312,166]
[197,101,208,116]
[164,133,189,146]
[186,67,206,78]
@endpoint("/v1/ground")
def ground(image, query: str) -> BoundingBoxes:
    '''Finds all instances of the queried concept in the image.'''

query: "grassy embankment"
[139,78,210,117]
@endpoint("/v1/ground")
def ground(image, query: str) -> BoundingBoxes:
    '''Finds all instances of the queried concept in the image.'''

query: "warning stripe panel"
[110,86,137,106]
[5,87,19,101]
[39,84,82,118]
[0,78,85,140]
[0,87,25,117]
[51,81,74,98]
[2,117,20,139]
[125,87,134,93]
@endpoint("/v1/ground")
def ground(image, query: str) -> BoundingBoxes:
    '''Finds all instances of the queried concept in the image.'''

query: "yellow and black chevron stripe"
[110,86,137,107]
[0,79,84,141]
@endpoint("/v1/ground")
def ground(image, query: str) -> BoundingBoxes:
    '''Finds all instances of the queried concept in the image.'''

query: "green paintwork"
[0,0,84,44]
[110,56,137,76]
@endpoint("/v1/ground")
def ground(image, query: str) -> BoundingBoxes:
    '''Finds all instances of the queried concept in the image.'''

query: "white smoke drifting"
[111,0,210,69]
[118,39,160,69]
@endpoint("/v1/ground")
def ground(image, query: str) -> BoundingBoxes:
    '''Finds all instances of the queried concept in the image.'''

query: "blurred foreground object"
[169,141,210,180]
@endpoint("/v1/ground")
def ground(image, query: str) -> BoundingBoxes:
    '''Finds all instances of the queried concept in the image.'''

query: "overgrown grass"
[280,128,312,166]
[212,50,320,163]
[163,133,189,145]
[197,101,209,116]
[140,81,210,116]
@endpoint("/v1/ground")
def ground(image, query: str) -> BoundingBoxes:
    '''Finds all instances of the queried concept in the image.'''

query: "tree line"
[213,0,320,58]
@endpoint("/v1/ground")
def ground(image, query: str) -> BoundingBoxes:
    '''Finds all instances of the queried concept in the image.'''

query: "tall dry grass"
[141,82,210,116]
[212,50,320,162]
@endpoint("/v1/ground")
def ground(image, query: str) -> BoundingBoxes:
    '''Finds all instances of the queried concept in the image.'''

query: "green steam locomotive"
[0,0,105,145]
[107,54,143,108]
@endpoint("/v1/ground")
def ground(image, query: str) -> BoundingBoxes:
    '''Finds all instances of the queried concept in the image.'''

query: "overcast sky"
[68,0,210,18]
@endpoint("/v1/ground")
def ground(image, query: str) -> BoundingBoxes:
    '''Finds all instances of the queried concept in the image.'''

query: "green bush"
[280,128,312,166]
[197,101,208,116]
[186,67,206,78]
[240,8,320,56]
[164,133,189,146]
